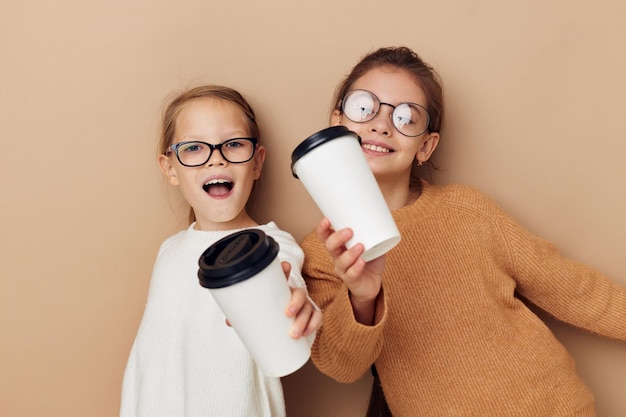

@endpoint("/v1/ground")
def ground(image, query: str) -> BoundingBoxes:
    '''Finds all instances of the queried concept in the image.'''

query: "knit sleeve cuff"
[311,284,387,382]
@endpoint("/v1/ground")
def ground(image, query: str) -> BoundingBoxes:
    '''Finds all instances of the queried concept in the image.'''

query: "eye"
[343,90,377,122]
[224,139,245,149]
[179,142,207,153]
[393,104,414,129]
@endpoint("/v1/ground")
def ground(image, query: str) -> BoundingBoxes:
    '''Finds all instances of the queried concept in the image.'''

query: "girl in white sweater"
[120,85,321,417]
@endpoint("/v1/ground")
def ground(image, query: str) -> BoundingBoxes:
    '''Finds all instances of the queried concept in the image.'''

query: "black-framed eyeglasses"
[166,138,258,167]
[341,89,431,137]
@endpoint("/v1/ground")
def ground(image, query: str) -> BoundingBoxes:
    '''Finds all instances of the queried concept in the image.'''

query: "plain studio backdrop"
[1,1,625,416]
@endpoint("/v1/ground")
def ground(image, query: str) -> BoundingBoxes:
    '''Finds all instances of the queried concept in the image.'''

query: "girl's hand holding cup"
[282,261,322,339]
[225,261,322,339]
[316,217,386,326]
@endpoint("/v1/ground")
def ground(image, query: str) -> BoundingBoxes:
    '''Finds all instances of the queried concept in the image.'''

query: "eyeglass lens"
[173,138,256,166]
[342,90,430,137]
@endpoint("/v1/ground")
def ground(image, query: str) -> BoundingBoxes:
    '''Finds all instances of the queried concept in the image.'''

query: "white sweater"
[120,222,307,417]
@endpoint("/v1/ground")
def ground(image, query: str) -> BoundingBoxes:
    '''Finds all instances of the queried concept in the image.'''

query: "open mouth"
[203,179,234,197]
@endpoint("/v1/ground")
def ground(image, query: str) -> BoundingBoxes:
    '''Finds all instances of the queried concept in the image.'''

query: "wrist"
[348,291,378,325]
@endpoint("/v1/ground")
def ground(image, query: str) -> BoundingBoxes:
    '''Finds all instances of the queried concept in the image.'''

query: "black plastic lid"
[290,126,360,178]
[198,229,279,289]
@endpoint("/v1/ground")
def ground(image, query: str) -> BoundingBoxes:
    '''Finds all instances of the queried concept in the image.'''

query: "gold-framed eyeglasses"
[341,89,431,137]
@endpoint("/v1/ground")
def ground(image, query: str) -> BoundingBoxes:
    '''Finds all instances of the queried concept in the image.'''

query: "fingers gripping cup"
[291,126,401,261]
[198,229,311,377]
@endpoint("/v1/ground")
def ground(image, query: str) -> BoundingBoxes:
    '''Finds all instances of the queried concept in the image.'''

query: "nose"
[369,104,394,136]
[205,148,227,166]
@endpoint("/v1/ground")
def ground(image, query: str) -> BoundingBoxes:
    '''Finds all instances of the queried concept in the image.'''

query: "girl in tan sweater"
[300,46,626,416]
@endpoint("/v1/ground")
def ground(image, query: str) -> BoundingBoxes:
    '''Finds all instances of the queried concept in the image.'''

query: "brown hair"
[158,85,261,224]
[159,85,259,154]
[331,46,445,187]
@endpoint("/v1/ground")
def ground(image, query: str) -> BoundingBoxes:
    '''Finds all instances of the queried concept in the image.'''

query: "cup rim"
[290,126,360,178]
[198,229,279,289]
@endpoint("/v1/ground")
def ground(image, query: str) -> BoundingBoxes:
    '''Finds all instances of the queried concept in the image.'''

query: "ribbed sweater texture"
[301,181,626,417]
[120,222,307,417]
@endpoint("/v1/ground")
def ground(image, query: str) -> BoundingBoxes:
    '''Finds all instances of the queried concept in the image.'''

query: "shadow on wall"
[283,361,372,417]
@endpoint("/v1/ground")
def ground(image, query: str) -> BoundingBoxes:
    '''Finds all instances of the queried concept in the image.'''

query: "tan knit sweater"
[301,181,626,417]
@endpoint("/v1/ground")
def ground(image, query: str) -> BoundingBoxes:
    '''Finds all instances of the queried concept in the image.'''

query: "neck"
[377,176,418,211]
[193,212,259,232]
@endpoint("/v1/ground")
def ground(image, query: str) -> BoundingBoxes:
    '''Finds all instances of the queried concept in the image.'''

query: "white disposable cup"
[291,126,401,261]
[198,229,311,377]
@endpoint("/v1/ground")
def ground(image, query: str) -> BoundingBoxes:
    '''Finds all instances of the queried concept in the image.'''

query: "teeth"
[204,179,231,186]
[362,143,390,153]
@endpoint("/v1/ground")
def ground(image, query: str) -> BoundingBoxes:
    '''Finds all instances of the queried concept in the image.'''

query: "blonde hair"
[158,85,261,224]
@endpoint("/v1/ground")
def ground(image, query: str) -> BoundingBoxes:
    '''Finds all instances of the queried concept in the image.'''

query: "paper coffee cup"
[198,229,311,377]
[291,126,401,261]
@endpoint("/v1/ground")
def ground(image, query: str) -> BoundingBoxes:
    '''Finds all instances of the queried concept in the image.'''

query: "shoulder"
[396,182,508,230]
[157,228,188,254]
[428,182,503,216]
[259,221,298,246]
[425,181,490,201]
[258,222,303,258]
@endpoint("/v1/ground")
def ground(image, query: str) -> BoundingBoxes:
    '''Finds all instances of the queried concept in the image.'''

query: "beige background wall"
[2,1,625,416]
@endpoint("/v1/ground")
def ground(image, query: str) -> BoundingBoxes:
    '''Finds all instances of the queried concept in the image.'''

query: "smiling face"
[158,97,265,231]
[332,66,439,190]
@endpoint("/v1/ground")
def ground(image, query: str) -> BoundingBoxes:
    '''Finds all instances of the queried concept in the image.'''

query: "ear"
[252,145,266,180]
[158,154,179,186]
[416,132,440,165]
[331,109,343,126]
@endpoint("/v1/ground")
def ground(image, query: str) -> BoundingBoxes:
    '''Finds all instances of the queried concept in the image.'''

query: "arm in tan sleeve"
[301,232,387,383]
[496,207,626,341]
